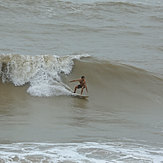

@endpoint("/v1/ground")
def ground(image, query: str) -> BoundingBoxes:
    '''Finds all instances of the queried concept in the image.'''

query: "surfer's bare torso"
[70,76,88,95]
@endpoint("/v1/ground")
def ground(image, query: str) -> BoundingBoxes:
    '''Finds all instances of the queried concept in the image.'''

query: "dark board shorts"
[78,85,83,89]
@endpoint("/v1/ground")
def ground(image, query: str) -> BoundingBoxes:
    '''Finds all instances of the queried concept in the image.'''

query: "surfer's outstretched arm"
[70,79,80,82]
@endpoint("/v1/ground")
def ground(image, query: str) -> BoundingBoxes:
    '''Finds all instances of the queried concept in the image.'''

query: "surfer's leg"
[81,87,84,95]
[74,85,78,93]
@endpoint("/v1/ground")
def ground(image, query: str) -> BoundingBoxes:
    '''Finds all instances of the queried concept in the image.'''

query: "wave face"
[0,141,163,163]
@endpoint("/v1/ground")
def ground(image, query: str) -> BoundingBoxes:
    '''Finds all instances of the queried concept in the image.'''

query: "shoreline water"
[0,140,163,162]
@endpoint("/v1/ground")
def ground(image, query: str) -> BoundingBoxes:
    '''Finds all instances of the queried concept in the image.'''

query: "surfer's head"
[81,76,85,79]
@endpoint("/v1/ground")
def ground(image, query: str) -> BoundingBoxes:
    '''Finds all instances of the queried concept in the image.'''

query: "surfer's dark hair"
[81,76,85,79]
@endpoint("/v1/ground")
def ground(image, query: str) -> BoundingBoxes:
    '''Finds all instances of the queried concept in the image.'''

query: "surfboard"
[71,93,89,99]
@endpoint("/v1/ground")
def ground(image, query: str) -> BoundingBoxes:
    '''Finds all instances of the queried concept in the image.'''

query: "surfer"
[70,76,88,95]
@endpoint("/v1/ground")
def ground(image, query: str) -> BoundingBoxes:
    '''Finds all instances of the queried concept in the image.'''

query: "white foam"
[0,54,90,97]
[0,141,163,163]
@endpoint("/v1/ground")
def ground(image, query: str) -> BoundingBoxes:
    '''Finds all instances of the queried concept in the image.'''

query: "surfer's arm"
[70,79,80,82]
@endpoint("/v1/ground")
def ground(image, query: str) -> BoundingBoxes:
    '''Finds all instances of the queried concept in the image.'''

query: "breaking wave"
[0,54,163,103]
[0,54,89,96]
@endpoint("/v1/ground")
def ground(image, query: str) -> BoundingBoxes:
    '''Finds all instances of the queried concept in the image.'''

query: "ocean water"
[0,0,163,162]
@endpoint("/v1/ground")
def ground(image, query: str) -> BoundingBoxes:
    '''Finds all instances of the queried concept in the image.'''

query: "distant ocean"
[0,0,163,162]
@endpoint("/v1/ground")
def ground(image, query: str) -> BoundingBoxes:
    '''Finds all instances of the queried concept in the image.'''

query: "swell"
[72,58,163,85]
[69,59,163,106]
